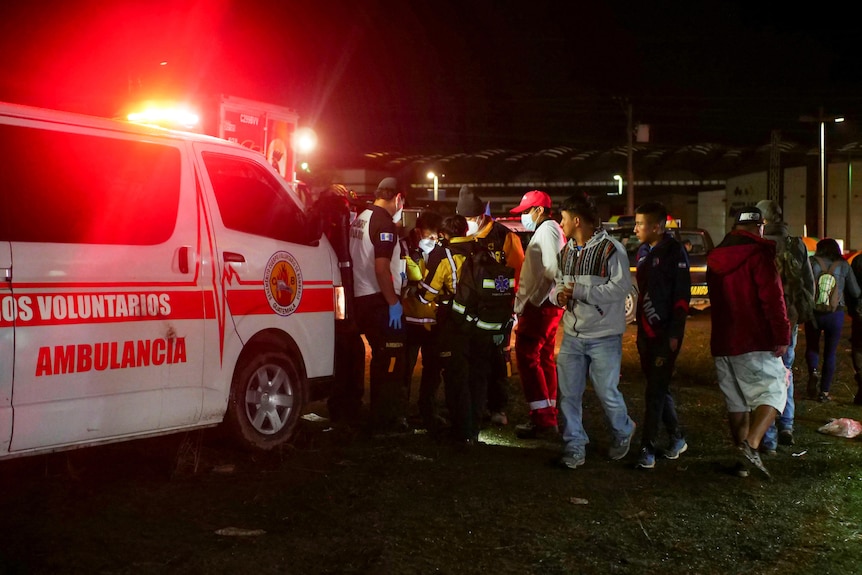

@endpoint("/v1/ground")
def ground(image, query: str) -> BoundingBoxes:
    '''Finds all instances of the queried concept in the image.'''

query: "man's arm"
[668,243,692,344]
[796,237,815,295]
[375,257,399,306]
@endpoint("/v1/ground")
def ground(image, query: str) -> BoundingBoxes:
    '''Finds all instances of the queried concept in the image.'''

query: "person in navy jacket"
[632,202,691,470]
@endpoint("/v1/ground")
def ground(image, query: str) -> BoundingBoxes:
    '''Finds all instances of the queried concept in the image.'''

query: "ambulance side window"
[0,124,180,244]
[202,153,306,244]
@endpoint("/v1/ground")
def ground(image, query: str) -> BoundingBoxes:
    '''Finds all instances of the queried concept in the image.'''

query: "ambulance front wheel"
[226,348,306,450]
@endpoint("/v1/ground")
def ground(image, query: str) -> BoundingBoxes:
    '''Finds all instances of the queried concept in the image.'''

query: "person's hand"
[557,284,574,308]
[388,301,403,329]
[774,345,788,358]
[669,338,680,353]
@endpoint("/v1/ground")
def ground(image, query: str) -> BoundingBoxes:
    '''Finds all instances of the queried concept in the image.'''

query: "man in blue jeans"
[756,199,814,452]
[552,194,636,468]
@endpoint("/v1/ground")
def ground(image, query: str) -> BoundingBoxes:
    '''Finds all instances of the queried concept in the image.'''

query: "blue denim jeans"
[805,310,845,393]
[556,332,635,455]
[763,325,797,449]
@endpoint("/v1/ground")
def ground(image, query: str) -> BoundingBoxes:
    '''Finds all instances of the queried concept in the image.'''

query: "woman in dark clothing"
[805,238,862,402]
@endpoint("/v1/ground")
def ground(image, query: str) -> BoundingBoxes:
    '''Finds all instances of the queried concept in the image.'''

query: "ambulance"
[0,101,342,459]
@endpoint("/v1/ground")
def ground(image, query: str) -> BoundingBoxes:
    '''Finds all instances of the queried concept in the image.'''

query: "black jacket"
[635,233,691,341]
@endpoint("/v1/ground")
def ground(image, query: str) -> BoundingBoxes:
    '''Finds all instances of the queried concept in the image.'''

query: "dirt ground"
[2,309,862,575]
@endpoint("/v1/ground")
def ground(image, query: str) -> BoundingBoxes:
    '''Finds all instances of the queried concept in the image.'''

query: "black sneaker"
[741,440,771,479]
[778,430,794,446]
[807,371,820,399]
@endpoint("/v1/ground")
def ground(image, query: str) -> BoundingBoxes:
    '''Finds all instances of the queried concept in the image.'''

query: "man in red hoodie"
[706,207,790,479]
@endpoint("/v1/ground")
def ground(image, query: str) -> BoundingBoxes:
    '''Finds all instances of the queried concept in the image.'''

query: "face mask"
[521,211,537,232]
[466,220,479,236]
[392,196,403,223]
[418,238,436,255]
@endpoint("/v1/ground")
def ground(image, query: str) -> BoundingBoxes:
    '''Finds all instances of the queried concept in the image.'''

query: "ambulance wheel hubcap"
[245,364,295,435]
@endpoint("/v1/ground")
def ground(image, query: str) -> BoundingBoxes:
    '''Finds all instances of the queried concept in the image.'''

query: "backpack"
[813,256,842,313]
[775,236,814,324]
[450,243,516,334]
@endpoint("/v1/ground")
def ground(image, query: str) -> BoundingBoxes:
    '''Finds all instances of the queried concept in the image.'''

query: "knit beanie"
[755,199,782,224]
[456,185,484,217]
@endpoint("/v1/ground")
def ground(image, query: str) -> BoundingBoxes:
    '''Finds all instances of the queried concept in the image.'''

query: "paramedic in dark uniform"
[348,177,408,432]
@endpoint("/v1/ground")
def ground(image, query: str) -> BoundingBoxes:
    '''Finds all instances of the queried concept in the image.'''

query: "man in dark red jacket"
[706,207,790,479]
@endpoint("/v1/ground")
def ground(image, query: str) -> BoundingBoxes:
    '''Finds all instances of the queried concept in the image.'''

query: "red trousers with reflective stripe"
[514,300,564,428]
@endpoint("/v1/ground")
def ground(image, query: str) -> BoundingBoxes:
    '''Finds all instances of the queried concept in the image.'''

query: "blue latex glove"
[388,301,403,329]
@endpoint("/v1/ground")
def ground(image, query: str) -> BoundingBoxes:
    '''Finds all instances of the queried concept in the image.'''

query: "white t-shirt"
[349,205,403,298]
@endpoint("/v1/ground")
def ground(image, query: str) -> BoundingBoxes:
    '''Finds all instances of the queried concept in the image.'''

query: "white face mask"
[418,238,436,255]
[392,195,404,223]
[521,211,537,232]
[466,220,479,236]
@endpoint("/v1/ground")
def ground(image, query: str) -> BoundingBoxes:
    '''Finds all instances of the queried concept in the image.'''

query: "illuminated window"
[0,125,180,245]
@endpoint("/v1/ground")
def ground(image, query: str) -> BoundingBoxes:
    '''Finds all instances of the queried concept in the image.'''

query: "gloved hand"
[388,301,403,329]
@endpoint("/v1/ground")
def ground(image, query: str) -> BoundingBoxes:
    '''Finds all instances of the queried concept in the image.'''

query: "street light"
[800,108,844,238]
[613,174,623,196]
[427,171,439,202]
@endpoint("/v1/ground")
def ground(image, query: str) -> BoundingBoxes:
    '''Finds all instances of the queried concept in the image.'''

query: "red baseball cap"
[510,190,551,213]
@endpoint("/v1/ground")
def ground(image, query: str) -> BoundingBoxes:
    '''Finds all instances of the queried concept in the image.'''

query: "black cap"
[735,207,764,226]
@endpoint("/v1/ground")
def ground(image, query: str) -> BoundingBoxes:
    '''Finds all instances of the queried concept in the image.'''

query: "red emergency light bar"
[127,106,200,130]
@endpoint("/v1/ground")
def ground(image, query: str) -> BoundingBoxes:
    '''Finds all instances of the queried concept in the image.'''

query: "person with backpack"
[756,199,815,451]
[456,185,525,427]
[804,238,862,402]
[552,194,636,469]
[508,190,566,440]
[417,215,516,445]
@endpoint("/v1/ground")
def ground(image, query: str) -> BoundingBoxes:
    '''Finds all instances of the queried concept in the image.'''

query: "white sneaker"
[560,450,586,469]
[609,423,636,460]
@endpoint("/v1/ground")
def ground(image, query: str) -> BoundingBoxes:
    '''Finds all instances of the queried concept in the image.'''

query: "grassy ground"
[1,310,861,574]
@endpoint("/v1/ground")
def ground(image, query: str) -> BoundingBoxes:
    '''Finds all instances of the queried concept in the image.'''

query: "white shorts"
[715,351,788,413]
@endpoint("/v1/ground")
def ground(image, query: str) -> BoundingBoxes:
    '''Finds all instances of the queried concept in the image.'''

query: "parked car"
[607,226,715,324]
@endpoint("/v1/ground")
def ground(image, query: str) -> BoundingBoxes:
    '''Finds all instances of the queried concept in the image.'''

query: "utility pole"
[768,130,781,203]
[800,107,845,238]
[626,101,634,214]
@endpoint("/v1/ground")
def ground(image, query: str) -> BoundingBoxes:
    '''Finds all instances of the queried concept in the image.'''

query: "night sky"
[2,1,860,163]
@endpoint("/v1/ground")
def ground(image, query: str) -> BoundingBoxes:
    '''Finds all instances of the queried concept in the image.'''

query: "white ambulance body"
[0,102,340,459]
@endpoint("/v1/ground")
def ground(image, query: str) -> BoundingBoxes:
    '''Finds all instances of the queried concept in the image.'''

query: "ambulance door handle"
[223,252,245,264]
[2,267,10,282]
[179,247,189,274]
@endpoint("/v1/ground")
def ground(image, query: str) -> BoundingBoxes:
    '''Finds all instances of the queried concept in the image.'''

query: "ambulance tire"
[226,348,306,450]
[624,285,638,325]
